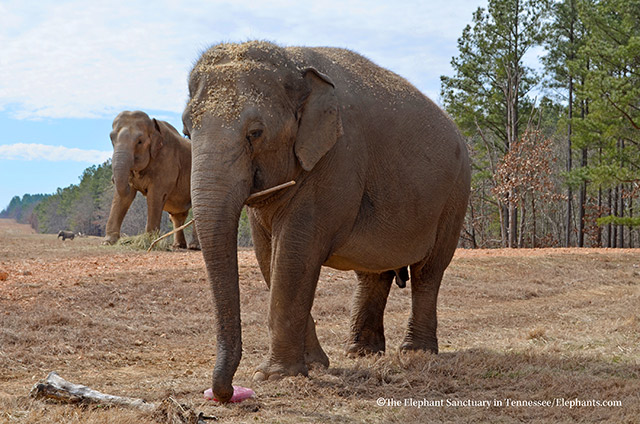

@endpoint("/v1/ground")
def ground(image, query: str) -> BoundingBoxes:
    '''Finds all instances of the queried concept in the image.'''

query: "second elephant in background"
[104,110,199,249]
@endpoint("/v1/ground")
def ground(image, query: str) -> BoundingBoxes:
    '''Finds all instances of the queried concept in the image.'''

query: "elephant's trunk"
[191,136,251,403]
[112,146,133,197]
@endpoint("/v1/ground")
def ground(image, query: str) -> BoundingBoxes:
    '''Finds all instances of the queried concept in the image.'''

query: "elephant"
[184,41,470,402]
[57,230,75,240]
[103,111,199,249]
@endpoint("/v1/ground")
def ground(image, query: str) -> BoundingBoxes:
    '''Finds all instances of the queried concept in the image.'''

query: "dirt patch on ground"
[1,219,638,423]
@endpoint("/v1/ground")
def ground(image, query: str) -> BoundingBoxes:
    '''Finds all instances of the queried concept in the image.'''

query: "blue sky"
[0,0,492,210]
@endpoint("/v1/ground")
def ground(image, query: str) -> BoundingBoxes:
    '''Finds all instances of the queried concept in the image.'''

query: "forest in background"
[2,0,638,248]
[443,0,639,248]
[0,161,172,238]
[0,160,252,246]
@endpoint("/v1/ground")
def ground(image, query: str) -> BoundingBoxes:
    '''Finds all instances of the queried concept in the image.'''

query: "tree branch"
[604,93,640,130]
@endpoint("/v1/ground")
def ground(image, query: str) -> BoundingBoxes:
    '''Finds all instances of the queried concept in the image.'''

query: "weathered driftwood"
[146,180,296,252]
[30,372,217,422]
[30,371,155,411]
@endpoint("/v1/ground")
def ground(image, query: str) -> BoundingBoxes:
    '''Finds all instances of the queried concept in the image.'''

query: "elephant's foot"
[400,337,438,354]
[305,344,329,369]
[253,359,308,382]
[187,241,201,250]
[172,241,187,250]
[346,329,386,357]
[103,235,119,245]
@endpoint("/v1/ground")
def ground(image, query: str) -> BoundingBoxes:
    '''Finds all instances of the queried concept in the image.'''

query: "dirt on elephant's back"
[1,217,638,423]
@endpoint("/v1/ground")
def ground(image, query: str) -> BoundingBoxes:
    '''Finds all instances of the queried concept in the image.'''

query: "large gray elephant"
[184,41,470,402]
[104,111,199,249]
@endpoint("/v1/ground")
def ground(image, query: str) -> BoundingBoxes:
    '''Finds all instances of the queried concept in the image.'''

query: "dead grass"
[116,230,172,251]
[0,218,639,423]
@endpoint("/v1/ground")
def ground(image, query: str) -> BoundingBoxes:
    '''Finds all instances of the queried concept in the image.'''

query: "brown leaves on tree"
[492,130,562,205]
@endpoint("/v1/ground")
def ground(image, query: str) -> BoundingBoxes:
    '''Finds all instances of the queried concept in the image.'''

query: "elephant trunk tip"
[212,381,234,403]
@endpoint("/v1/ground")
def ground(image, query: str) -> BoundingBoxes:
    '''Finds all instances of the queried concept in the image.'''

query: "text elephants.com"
[376,397,623,409]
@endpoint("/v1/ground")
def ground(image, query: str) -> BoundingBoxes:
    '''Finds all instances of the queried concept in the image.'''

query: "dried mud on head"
[0,218,639,423]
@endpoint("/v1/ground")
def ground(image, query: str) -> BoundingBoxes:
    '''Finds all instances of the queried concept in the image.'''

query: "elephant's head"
[109,111,165,197]
[184,41,341,402]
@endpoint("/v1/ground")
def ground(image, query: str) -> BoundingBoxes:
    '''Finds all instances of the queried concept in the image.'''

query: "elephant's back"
[287,47,424,102]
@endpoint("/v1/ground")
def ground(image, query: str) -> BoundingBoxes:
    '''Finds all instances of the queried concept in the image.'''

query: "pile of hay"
[116,231,172,251]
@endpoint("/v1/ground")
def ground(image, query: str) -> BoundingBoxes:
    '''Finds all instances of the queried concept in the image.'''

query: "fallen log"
[30,372,216,422]
[30,371,155,411]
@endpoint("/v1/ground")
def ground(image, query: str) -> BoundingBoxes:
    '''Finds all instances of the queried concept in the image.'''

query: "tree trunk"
[509,200,518,248]
[629,193,634,248]
[597,186,603,247]
[531,195,537,248]
[618,184,624,248]
[518,199,526,248]
[608,188,614,248]
[566,70,574,247]
[578,147,588,247]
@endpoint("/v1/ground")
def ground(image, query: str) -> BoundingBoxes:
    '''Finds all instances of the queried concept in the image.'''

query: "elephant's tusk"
[245,180,296,203]
[147,180,296,252]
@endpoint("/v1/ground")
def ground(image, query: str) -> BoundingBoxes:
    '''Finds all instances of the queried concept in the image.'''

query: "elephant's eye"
[247,129,263,143]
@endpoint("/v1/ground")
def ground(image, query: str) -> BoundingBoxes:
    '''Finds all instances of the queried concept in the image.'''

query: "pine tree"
[441,0,549,247]
[575,0,640,246]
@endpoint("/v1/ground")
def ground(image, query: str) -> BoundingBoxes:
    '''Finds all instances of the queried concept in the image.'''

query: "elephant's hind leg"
[169,212,188,249]
[400,265,443,354]
[346,270,394,356]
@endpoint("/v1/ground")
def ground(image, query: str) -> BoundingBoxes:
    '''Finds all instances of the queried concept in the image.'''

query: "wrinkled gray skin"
[57,230,75,240]
[184,41,470,402]
[104,111,199,249]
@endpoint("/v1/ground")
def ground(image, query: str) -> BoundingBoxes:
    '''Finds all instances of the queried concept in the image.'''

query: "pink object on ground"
[203,386,256,403]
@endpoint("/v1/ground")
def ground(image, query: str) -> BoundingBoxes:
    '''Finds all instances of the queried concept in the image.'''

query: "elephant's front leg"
[104,188,137,244]
[145,189,166,234]
[169,211,188,249]
[347,271,394,355]
[253,236,324,382]
[249,214,329,370]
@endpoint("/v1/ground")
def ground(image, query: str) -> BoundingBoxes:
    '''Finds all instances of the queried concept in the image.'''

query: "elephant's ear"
[151,118,164,159]
[295,68,343,172]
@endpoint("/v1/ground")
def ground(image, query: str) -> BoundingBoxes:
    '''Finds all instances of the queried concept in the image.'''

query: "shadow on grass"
[254,348,640,423]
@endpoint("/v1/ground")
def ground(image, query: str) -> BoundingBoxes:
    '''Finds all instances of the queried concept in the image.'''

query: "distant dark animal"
[57,230,75,241]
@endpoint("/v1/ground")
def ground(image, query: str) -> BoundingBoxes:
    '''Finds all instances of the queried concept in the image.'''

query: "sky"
[0,0,492,211]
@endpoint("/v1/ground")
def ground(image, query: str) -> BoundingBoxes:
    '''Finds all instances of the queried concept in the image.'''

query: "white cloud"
[0,143,111,163]
[0,0,485,119]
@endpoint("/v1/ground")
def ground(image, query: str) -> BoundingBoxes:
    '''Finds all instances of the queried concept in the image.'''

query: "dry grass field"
[1,218,639,423]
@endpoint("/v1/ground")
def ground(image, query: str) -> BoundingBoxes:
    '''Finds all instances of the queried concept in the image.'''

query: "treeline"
[0,160,171,237]
[4,0,638,249]
[0,160,254,245]
[0,193,49,228]
[442,0,640,248]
